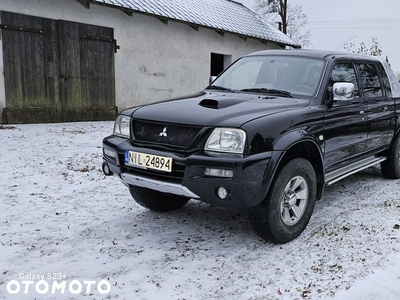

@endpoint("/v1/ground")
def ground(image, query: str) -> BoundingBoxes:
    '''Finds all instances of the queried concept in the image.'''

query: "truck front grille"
[132,119,202,148]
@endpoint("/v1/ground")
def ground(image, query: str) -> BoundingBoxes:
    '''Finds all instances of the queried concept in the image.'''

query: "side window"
[328,62,360,99]
[377,63,391,97]
[356,63,383,98]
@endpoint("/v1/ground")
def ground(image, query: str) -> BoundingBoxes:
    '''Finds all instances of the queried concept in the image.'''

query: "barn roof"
[86,0,300,48]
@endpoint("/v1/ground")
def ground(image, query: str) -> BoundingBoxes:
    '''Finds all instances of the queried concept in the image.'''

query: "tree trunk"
[280,0,288,34]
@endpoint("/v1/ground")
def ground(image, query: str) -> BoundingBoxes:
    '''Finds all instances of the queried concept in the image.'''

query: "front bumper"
[102,136,272,208]
[120,173,200,199]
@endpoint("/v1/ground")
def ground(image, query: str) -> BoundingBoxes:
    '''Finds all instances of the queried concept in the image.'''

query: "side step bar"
[325,156,386,186]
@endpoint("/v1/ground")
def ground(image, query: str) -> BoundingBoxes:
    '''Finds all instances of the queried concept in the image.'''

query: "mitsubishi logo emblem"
[159,127,168,137]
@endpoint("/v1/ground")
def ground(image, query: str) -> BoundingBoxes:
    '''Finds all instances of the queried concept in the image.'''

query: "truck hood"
[131,91,310,127]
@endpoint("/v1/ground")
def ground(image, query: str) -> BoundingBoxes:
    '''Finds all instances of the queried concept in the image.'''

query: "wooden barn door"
[1,11,117,123]
[1,12,62,123]
[58,20,116,122]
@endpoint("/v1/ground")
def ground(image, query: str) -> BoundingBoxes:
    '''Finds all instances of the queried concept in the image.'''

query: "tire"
[129,186,190,211]
[249,158,317,244]
[381,134,400,179]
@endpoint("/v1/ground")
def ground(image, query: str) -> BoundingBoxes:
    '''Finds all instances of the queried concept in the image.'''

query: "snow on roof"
[91,0,300,48]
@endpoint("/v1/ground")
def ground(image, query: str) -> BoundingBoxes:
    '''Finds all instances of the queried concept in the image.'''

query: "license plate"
[125,151,172,173]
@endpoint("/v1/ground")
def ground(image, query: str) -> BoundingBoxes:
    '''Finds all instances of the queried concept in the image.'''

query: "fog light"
[205,168,233,178]
[102,162,113,176]
[217,187,229,200]
[104,148,116,158]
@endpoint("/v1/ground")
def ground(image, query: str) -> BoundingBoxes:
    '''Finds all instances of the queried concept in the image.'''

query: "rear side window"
[356,63,383,98]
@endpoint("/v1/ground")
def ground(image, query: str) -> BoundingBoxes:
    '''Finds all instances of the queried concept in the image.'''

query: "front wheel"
[129,186,190,211]
[249,158,317,243]
[381,134,400,179]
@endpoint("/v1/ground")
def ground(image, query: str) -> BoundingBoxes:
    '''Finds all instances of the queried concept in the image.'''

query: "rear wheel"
[249,158,317,243]
[129,186,190,211]
[381,134,400,179]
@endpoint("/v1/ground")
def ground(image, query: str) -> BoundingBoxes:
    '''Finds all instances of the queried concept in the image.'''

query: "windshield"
[210,55,326,97]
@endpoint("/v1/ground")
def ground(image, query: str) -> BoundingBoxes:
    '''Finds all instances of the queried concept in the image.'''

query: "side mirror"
[333,82,355,101]
[209,76,217,84]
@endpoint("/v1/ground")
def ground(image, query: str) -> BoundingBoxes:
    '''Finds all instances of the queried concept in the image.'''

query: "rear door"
[355,61,395,153]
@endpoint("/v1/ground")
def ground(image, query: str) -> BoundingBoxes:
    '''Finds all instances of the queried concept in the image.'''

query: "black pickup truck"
[102,49,400,243]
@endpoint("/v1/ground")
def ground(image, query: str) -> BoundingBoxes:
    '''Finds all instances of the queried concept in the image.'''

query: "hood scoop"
[199,98,247,109]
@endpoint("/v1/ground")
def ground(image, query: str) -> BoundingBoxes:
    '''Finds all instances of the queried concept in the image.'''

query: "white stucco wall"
[0,0,280,117]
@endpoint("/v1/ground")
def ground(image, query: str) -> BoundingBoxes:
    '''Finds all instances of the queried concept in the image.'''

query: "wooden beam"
[189,25,199,31]
[156,17,168,25]
[214,30,224,37]
[76,0,90,9]
[121,9,133,17]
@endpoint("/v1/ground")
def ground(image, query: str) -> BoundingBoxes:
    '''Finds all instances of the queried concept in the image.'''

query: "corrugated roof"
[90,0,300,48]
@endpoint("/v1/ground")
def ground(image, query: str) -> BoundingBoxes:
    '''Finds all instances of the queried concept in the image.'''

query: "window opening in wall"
[210,53,232,77]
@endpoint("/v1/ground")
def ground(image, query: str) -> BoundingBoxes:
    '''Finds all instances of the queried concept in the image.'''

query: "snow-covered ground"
[0,122,399,300]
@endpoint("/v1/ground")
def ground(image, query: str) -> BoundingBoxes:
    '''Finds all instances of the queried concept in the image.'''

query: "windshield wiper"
[240,88,293,98]
[207,85,237,93]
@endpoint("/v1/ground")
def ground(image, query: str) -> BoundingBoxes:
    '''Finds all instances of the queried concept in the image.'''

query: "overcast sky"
[240,0,400,73]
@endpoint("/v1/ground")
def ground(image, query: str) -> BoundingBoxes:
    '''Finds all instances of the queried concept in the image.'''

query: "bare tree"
[343,37,383,56]
[255,0,311,47]
[286,5,311,47]
[255,0,288,33]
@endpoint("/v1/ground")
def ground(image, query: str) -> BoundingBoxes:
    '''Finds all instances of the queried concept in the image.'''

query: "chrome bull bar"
[120,173,200,199]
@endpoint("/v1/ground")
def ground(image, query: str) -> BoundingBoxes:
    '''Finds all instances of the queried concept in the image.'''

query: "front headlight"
[205,128,246,154]
[113,115,130,138]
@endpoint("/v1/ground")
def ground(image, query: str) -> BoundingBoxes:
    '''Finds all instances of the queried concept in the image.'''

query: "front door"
[323,61,368,171]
